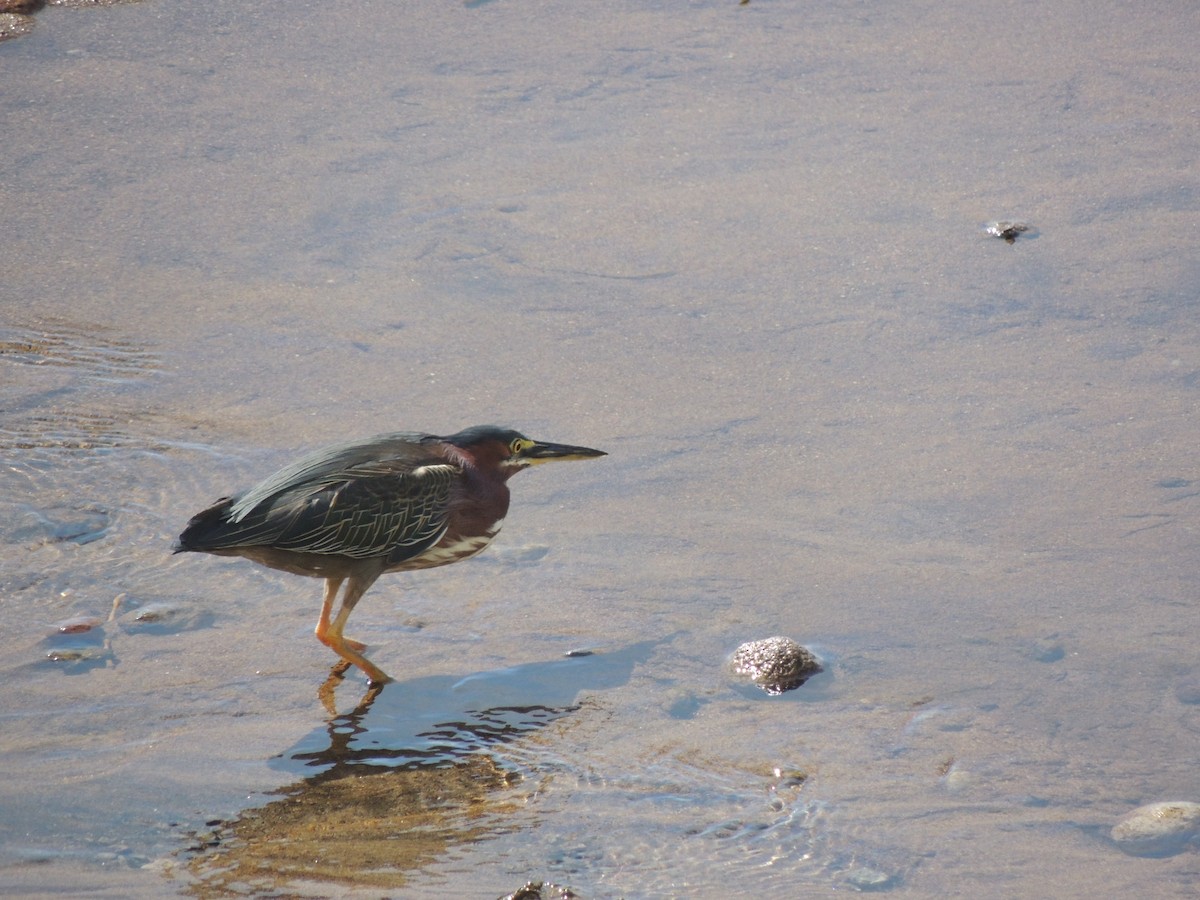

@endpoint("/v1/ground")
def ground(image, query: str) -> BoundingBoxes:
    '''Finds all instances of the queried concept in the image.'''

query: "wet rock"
[731,636,821,695]
[985,220,1032,243]
[130,603,174,623]
[940,762,974,793]
[0,8,34,36]
[45,645,108,661]
[122,600,212,633]
[1110,800,1200,857]
[55,614,104,634]
[499,881,582,900]
[766,766,808,811]
[43,598,120,665]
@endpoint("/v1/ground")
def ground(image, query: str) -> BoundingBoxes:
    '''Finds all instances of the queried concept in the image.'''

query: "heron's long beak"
[521,440,607,464]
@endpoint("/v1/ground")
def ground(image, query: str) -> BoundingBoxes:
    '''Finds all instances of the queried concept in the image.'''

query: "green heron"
[175,426,605,684]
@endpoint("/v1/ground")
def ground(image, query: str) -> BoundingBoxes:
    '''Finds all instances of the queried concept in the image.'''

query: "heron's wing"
[226,461,459,560]
[228,432,433,523]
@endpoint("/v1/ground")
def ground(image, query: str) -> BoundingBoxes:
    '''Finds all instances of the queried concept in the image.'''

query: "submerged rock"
[45,646,107,661]
[1110,800,1200,857]
[984,220,1032,243]
[55,614,105,634]
[731,636,821,695]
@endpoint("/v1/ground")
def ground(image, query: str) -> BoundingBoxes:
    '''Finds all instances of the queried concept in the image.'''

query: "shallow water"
[2,1,1199,896]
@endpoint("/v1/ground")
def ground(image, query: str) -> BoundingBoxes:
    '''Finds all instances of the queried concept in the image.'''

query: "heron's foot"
[329,641,392,685]
[315,616,393,685]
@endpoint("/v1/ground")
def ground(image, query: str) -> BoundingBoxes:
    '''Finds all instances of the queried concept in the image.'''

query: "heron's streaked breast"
[401,518,505,570]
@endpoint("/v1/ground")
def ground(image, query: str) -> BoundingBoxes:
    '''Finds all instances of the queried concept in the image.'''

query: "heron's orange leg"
[313,578,364,649]
[314,574,392,684]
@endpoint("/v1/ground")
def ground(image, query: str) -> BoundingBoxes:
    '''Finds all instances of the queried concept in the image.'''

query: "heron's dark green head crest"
[440,425,527,450]
[438,425,606,469]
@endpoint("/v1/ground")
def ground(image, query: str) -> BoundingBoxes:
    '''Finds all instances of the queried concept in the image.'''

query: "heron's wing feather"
[225,462,458,560]
[228,432,433,523]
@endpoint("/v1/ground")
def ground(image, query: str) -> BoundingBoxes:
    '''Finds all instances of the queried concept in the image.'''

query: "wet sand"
[2,1,1199,896]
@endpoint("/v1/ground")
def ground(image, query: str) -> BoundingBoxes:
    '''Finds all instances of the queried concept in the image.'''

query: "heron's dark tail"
[173,497,236,553]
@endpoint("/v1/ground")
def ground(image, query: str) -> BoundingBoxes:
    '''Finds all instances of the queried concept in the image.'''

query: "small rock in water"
[498,881,581,900]
[55,615,104,634]
[732,636,821,695]
[46,646,107,662]
[1110,800,1200,857]
[132,604,171,623]
[985,220,1032,243]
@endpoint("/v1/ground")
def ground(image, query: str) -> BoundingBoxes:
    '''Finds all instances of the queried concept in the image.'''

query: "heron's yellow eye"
[510,438,531,455]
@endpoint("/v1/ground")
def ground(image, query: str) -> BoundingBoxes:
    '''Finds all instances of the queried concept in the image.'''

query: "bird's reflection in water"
[185,641,657,894]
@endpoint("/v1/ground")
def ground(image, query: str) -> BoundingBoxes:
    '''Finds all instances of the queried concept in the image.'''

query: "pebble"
[984,220,1032,243]
[55,615,104,634]
[46,646,107,661]
[131,603,174,623]
[1110,800,1200,857]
